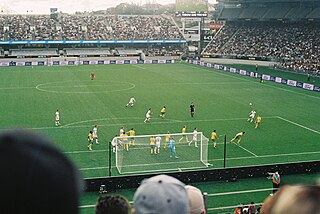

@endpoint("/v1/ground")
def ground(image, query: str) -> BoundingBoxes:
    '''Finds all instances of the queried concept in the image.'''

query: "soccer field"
[0,62,319,178]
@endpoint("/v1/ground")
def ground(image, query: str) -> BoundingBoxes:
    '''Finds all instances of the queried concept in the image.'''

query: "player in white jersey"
[120,127,125,135]
[144,108,152,123]
[247,110,256,123]
[55,109,60,126]
[155,135,162,154]
[126,96,136,107]
[188,127,198,148]
[93,125,99,144]
[111,135,118,153]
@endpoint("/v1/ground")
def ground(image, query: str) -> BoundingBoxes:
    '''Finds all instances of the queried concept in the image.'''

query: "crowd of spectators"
[0,14,183,41]
[204,21,320,75]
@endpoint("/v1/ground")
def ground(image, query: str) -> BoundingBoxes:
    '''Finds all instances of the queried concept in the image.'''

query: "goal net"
[114,132,209,174]
[47,57,80,66]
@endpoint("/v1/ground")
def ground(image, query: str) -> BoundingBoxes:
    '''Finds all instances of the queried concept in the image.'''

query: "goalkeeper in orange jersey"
[255,115,262,129]
[230,131,245,144]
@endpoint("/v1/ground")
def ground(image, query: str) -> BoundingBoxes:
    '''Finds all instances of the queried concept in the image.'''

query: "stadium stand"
[65,48,111,56]
[203,21,320,75]
[216,0,320,21]
[0,15,184,41]
[10,48,58,57]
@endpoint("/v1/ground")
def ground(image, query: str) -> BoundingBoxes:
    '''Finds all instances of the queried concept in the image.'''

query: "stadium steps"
[220,27,241,52]
[202,25,224,55]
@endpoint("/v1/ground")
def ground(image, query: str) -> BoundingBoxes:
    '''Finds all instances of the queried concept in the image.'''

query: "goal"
[47,57,80,66]
[114,132,209,174]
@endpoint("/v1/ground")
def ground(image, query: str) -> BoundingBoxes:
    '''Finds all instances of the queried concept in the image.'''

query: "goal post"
[114,132,209,174]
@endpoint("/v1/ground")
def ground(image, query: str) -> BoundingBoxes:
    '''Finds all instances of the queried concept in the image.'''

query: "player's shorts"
[211,138,217,142]
[150,144,155,149]
[93,134,98,138]
[193,137,197,142]
[170,146,175,151]
[160,112,165,115]
[88,139,93,144]
[156,143,160,148]
[130,137,134,141]
[235,136,241,140]
[182,134,186,138]
[123,140,129,144]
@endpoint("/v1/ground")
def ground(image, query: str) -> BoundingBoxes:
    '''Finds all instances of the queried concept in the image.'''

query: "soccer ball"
[249,103,252,106]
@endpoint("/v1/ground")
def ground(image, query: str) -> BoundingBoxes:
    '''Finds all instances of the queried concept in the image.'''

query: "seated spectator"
[261,185,320,214]
[96,194,131,214]
[248,202,256,214]
[234,204,243,214]
[185,185,206,214]
[132,174,189,214]
[0,129,83,214]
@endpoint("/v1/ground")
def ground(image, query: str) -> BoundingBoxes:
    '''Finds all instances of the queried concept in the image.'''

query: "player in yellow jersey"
[230,131,245,144]
[150,136,156,154]
[255,115,261,129]
[121,131,129,151]
[129,128,135,145]
[164,131,170,149]
[160,106,166,119]
[211,130,218,149]
[179,125,189,142]
[87,131,93,151]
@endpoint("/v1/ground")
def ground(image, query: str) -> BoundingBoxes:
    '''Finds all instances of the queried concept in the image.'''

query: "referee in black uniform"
[190,102,195,118]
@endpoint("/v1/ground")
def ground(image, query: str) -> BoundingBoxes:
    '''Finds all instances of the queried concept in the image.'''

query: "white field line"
[189,64,320,100]
[16,116,278,131]
[207,203,264,211]
[231,142,258,157]
[207,188,273,197]
[0,81,249,92]
[35,80,136,94]
[78,188,268,209]
[65,141,226,154]
[77,151,320,171]
[79,158,206,171]
[0,86,35,90]
[277,116,320,135]
[119,166,208,175]
[133,64,146,70]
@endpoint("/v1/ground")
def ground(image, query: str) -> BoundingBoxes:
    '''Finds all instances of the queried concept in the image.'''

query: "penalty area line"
[231,142,258,157]
[276,116,320,135]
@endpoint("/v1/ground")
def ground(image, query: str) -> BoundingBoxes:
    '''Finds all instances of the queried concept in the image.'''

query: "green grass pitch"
[0,63,319,179]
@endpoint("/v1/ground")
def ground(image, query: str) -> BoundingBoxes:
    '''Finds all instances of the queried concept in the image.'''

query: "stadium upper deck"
[216,0,320,20]
[0,15,184,41]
